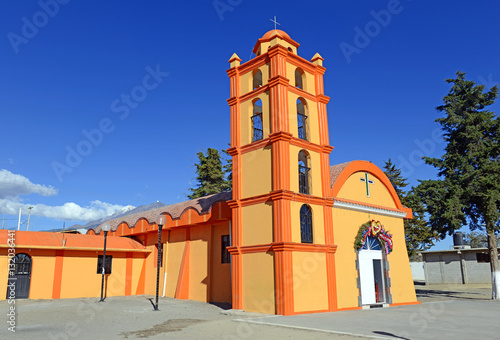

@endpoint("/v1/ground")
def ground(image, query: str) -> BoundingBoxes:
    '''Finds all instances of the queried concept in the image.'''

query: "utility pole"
[2,217,4,229]
[17,208,21,231]
[27,207,33,231]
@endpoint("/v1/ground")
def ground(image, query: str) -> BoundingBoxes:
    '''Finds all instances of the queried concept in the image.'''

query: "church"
[0,30,418,315]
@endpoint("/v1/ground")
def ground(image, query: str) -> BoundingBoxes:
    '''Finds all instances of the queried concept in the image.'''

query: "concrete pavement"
[235,299,500,340]
[0,284,498,339]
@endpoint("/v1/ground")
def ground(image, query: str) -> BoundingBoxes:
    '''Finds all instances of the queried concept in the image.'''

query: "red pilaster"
[273,243,294,315]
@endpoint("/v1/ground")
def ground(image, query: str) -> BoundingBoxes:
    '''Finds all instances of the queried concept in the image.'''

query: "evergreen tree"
[221,144,232,191]
[465,231,500,249]
[416,71,500,299]
[383,159,409,198]
[383,159,436,258]
[188,148,229,199]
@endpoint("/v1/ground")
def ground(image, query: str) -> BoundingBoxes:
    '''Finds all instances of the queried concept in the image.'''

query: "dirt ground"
[414,282,493,302]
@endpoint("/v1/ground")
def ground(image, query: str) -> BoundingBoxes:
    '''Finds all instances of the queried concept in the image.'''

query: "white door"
[359,249,384,305]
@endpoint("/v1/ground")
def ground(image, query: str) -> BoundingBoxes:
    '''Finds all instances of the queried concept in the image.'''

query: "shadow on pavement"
[415,288,489,300]
[373,331,411,340]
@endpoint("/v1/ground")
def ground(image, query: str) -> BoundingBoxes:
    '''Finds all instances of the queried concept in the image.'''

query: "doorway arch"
[358,236,386,305]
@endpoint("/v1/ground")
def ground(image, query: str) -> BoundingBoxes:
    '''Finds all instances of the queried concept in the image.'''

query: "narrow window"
[221,235,231,263]
[97,255,113,274]
[253,69,263,89]
[298,150,310,194]
[295,68,304,89]
[297,98,308,140]
[252,99,263,141]
[300,205,313,243]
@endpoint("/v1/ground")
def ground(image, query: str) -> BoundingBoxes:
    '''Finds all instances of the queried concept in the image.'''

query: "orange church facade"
[0,30,419,315]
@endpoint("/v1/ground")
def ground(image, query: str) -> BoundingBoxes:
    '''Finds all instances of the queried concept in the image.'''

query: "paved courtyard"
[0,284,498,339]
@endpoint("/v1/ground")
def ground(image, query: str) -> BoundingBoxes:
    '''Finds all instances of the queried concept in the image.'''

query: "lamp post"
[99,223,111,302]
[154,215,166,311]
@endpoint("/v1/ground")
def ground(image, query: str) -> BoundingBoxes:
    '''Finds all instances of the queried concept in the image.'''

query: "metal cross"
[360,173,374,197]
[270,16,280,30]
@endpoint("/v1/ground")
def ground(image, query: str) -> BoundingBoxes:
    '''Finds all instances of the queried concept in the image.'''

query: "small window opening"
[97,255,113,274]
[252,99,263,141]
[297,98,308,140]
[298,150,310,194]
[295,68,304,89]
[222,235,231,263]
[253,70,263,89]
[300,205,313,243]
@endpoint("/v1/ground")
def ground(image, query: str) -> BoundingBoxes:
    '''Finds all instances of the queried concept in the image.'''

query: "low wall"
[422,248,498,284]
[410,262,425,281]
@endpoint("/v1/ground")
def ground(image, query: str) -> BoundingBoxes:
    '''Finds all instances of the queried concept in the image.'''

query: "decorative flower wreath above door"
[354,220,393,255]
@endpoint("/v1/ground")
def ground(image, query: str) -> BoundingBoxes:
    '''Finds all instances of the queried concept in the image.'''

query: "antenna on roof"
[62,222,66,247]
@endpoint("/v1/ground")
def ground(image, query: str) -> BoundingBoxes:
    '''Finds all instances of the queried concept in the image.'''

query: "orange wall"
[242,252,276,314]
[162,222,231,303]
[210,223,231,303]
[0,247,151,301]
[332,208,417,309]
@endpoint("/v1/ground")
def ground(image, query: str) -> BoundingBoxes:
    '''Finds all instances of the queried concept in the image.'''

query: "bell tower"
[227,30,337,315]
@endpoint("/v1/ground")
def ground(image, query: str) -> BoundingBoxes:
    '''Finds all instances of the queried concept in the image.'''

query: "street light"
[99,223,111,302]
[154,214,166,311]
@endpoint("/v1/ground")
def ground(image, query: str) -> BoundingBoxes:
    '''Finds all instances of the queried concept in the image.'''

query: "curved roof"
[93,191,232,234]
[252,29,300,54]
[262,29,291,40]
[329,161,353,188]
[330,160,412,218]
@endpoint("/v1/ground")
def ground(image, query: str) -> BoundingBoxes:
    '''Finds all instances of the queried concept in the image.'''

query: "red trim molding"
[227,242,337,255]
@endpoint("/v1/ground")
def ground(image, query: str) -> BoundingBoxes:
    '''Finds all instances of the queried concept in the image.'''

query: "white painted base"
[492,270,500,300]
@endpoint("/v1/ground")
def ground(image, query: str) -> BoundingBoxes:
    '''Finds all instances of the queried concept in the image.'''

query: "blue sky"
[0,1,498,249]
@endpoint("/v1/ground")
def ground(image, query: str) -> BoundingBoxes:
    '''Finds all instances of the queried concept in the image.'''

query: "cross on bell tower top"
[269,16,280,30]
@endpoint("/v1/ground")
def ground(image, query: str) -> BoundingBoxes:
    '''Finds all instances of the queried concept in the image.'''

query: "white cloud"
[0,199,134,222]
[0,170,134,222]
[29,201,134,221]
[0,169,57,198]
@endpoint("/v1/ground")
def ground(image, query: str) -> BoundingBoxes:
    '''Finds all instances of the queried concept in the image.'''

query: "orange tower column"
[226,30,336,315]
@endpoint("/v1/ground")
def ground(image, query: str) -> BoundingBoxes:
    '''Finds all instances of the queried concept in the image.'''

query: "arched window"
[253,69,262,89]
[361,236,381,251]
[300,205,313,243]
[295,68,304,89]
[297,98,308,140]
[252,99,263,142]
[298,150,310,194]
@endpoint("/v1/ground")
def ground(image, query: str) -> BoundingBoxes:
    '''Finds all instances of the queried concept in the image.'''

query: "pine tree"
[188,148,229,199]
[417,71,500,299]
[465,231,500,249]
[383,159,409,198]
[221,144,232,191]
[383,159,436,258]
